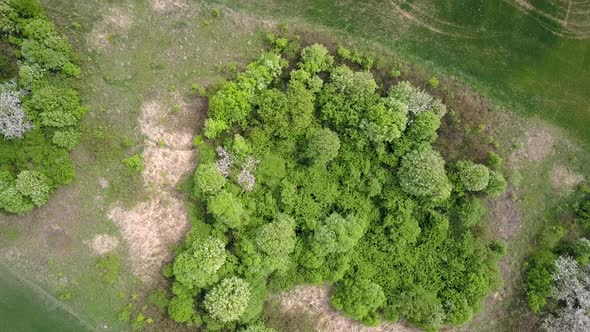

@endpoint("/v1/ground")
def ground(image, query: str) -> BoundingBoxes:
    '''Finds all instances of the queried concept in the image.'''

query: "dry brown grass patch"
[87,234,119,256]
[551,165,584,192]
[275,285,418,332]
[108,98,203,284]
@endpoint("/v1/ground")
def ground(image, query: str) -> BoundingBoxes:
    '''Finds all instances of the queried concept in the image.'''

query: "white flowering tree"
[542,256,590,332]
[0,80,32,140]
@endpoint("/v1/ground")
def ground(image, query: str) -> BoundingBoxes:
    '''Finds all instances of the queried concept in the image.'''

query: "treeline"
[164,41,507,332]
[0,0,85,214]
[525,186,590,331]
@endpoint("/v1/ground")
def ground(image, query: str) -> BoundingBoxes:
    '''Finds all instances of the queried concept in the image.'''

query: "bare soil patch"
[87,234,119,255]
[510,127,555,166]
[486,189,523,240]
[276,285,418,332]
[109,98,203,284]
[551,165,584,192]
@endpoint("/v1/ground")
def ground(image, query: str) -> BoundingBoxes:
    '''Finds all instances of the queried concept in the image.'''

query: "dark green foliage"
[0,1,85,214]
[167,45,503,330]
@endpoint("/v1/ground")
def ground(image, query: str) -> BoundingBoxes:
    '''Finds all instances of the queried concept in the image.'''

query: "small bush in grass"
[122,154,144,173]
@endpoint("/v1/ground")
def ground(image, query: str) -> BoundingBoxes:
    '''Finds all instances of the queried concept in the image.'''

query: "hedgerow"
[0,0,85,214]
[167,43,506,331]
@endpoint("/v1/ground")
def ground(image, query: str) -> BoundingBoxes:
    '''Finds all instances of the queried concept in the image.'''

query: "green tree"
[331,277,386,326]
[168,294,195,323]
[456,160,490,192]
[194,162,226,196]
[204,277,251,322]
[306,128,340,165]
[173,237,226,289]
[208,190,245,229]
[398,145,451,202]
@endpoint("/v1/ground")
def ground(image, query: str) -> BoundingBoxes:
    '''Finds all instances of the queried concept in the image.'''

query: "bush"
[485,170,507,197]
[456,160,490,192]
[331,277,386,325]
[15,170,50,206]
[299,44,333,74]
[122,154,144,173]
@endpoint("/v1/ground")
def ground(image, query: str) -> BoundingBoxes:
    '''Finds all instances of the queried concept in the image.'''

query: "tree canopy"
[166,43,506,331]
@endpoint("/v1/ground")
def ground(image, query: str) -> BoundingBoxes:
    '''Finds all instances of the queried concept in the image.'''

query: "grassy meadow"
[0,0,588,331]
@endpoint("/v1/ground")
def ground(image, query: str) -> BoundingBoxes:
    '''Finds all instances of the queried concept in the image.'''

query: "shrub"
[122,154,144,173]
[204,277,251,322]
[168,295,195,323]
[485,170,507,198]
[456,160,490,192]
[148,288,170,310]
[331,277,386,325]
[299,44,334,74]
[52,129,81,150]
[15,170,50,207]
[208,190,245,229]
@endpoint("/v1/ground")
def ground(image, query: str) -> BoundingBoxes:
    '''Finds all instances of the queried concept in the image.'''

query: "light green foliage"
[398,145,451,202]
[15,170,50,207]
[52,129,81,150]
[299,44,333,74]
[456,197,486,228]
[168,45,503,331]
[194,162,226,196]
[256,214,296,257]
[122,154,144,173]
[26,86,86,128]
[456,160,490,192]
[485,170,507,197]
[331,277,386,326]
[306,128,340,164]
[168,294,195,323]
[208,190,245,228]
[312,213,367,255]
[173,236,226,289]
[204,277,251,322]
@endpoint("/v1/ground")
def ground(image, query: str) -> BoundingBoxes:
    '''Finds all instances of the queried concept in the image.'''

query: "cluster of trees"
[525,187,590,331]
[0,0,84,214]
[166,43,506,331]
